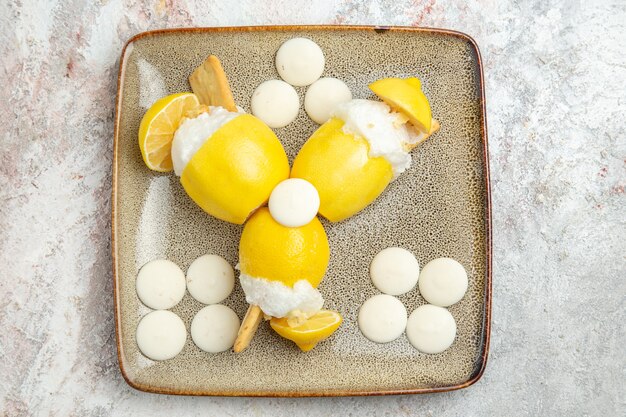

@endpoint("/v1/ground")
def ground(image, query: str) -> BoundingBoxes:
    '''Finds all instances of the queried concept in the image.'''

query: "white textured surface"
[239,274,324,319]
[334,99,417,177]
[1,0,624,415]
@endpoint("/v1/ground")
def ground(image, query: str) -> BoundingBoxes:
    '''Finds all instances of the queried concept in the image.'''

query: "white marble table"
[1,0,624,415]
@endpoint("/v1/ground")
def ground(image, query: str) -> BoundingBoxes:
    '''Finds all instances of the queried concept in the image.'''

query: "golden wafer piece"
[189,55,237,111]
[233,305,264,353]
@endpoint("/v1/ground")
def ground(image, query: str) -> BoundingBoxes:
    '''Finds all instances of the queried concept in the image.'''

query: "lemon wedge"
[270,310,342,352]
[138,93,200,172]
[369,77,432,133]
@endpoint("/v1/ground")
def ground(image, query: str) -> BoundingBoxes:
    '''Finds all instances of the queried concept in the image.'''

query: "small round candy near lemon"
[238,207,329,288]
[369,77,432,133]
[270,310,342,352]
[180,114,290,224]
[138,93,200,172]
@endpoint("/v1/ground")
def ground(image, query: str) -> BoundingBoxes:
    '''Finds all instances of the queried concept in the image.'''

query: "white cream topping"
[332,99,421,178]
[239,273,324,319]
[171,107,242,176]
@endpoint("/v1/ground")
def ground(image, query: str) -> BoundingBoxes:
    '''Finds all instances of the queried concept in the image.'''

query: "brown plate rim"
[112,24,492,397]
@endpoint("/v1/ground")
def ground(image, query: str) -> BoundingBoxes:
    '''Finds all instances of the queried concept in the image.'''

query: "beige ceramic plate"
[112,25,491,396]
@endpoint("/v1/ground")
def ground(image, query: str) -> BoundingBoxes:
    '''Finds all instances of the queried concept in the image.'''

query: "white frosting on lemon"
[171,107,242,176]
[332,99,420,178]
[239,272,323,319]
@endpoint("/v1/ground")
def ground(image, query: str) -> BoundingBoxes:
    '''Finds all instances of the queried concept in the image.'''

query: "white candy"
[275,38,325,87]
[250,79,299,128]
[136,310,187,360]
[268,178,320,227]
[418,258,468,307]
[370,247,420,296]
[136,259,186,310]
[186,255,235,305]
[406,305,457,354]
[358,294,407,343]
[304,77,352,124]
[190,305,240,353]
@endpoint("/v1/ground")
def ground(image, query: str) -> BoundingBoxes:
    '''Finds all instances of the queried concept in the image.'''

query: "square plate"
[112,25,491,396]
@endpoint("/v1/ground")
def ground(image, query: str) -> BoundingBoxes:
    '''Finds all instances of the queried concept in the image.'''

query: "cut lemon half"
[270,310,342,352]
[138,93,200,172]
[291,118,393,222]
[239,207,329,287]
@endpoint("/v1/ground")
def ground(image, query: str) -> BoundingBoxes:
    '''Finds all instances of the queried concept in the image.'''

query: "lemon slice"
[138,93,200,172]
[270,310,342,352]
[369,77,432,133]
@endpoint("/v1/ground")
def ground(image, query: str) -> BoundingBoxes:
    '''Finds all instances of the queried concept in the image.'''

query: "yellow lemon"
[238,207,329,288]
[270,310,342,352]
[138,93,200,172]
[369,77,432,133]
[180,114,290,224]
[291,118,393,222]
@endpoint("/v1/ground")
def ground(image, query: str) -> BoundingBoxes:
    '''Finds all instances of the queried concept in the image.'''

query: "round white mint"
[418,258,468,307]
[186,255,235,304]
[358,294,407,343]
[304,77,352,124]
[250,79,299,128]
[268,178,320,227]
[136,310,187,360]
[370,247,420,296]
[136,259,186,310]
[406,305,457,354]
[275,37,325,86]
[191,305,240,353]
